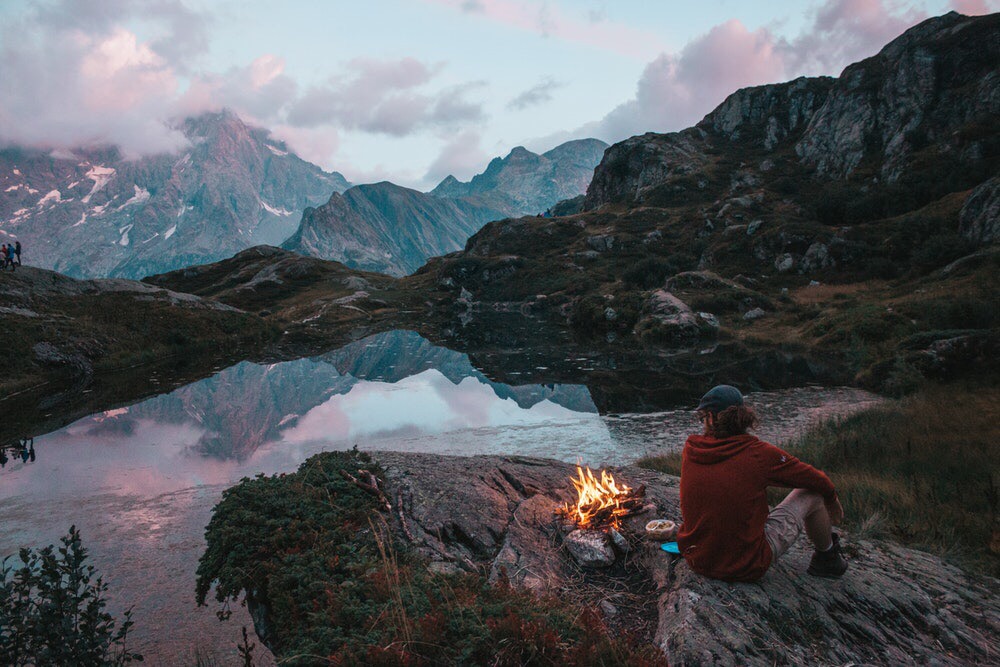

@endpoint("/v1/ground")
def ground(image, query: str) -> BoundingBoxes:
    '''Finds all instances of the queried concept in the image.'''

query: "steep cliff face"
[585,12,999,211]
[432,138,608,216]
[0,111,349,279]
[794,12,1000,181]
[282,182,506,276]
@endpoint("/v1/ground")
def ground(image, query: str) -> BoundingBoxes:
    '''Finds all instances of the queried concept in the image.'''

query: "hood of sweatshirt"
[684,433,759,464]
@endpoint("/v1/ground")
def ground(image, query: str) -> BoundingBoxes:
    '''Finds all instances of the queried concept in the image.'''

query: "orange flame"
[563,465,632,529]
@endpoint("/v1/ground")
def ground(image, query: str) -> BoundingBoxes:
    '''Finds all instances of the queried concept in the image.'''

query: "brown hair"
[699,404,759,438]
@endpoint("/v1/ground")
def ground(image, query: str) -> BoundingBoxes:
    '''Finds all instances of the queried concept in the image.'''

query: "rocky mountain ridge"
[431,138,608,216]
[0,110,349,279]
[282,138,608,276]
[281,181,507,276]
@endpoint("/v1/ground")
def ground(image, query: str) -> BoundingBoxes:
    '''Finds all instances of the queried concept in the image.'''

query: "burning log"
[555,465,646,531]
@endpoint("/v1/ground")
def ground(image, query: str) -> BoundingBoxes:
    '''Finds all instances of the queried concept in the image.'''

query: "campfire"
[557,465,646,531]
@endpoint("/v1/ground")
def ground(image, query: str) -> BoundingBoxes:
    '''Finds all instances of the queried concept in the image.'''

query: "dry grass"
[789,280,887,306]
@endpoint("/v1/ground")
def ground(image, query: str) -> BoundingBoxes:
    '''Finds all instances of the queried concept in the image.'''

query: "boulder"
[564,529,616,568]
[635,290,703,342]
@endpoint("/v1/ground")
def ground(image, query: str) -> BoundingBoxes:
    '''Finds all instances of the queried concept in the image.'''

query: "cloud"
[950,0,1000,15]
[424,130,490,184]
[425,0,665,60]
[177,55,299,121]
[0,4,486,166]
[285,58,484,136]
[0,19,187,154]
[507,77,563,110]
[575,0,932,145]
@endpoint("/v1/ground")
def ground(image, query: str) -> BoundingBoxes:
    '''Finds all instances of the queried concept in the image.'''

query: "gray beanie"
[697,385,744,415]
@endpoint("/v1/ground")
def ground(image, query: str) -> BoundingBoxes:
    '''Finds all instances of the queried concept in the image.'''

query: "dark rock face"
[795,13,1000,181]
[960,176,1000,244]
[282,181,507,276]
[250,452,1000,666]
[583,131,708,210]
[431,139,608,217]
[0,110,349,279]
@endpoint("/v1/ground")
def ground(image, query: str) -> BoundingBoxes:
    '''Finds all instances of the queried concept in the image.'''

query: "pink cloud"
[950,0,1000,15]
[577,0,934,143]
[425,0,666,60]
[424,129,490,183]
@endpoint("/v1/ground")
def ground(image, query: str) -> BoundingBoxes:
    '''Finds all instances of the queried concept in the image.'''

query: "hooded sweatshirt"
[677,433,836,582]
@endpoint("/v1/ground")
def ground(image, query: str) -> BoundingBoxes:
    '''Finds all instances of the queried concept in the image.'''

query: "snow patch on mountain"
[82,166,116,203]
[121,185,150,208]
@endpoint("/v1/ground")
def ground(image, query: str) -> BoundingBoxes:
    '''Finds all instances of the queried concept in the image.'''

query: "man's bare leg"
[783,489,834,550]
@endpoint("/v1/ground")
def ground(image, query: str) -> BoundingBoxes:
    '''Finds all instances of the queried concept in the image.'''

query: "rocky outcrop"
[583,131,708,210]
[431,139,608,217]
[0,110,349,280]
[634,290,705,343]
[795,12,1000,181]
[700,77,834,150]
[306,453,1000,666]
[960,176,1000,244]
[282,181,506,276]
[585,12,999,213]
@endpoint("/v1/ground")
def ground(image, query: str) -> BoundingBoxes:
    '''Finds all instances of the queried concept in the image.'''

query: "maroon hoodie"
[677,433,837,582]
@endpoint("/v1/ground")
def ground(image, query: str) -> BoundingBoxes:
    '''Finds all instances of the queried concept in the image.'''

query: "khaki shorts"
[764,489,820,561]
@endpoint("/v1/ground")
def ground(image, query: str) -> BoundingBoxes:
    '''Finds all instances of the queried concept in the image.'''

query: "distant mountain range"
[282,182,506,276]
[282,139,608,276]
[430,139,608,217]
[1,113,607,279]
[0,111,349,279]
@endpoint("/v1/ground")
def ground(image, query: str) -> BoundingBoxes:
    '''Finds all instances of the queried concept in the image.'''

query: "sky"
[0,0,996,189]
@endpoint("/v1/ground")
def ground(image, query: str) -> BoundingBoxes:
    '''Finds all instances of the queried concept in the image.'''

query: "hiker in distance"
[668,385,848,581]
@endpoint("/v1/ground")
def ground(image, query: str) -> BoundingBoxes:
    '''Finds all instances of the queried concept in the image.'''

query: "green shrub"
[0,527,141,666]
[622,257,674,289]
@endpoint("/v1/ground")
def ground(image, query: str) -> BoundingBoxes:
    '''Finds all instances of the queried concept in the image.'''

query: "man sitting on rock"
[673,385,848,582]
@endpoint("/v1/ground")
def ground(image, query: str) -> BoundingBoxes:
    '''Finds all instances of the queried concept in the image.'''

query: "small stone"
[747,219,764,236]
[698,312,720,329]
[609,528,629,552]
[809,280,821,286]
[604,307,618,321]
[743,307,766,321]
[775,253,795,273]
[564,529,615,568]
[600,600,619,617]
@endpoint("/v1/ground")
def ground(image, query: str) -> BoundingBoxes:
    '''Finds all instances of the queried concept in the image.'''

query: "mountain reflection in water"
[0,329,881,664]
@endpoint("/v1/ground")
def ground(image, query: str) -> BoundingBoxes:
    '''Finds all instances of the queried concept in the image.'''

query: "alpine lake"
[0,326,880,664]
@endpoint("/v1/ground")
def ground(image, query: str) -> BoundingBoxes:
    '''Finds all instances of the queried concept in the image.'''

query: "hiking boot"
[807,532,848,578]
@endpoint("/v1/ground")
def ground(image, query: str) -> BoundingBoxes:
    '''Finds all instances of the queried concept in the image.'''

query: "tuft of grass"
[786,382,999,574]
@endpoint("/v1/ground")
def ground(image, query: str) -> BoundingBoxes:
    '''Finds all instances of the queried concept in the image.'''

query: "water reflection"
[0,329,881,663]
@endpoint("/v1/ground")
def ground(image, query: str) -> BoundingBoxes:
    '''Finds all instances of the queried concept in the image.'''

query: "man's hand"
[826,495,845,526]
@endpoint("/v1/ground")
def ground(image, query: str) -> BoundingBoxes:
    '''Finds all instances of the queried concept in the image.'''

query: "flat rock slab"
[374,452,1000,666]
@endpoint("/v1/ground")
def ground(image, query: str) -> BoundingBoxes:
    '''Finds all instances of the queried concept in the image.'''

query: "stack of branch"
[557,484,647,530]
